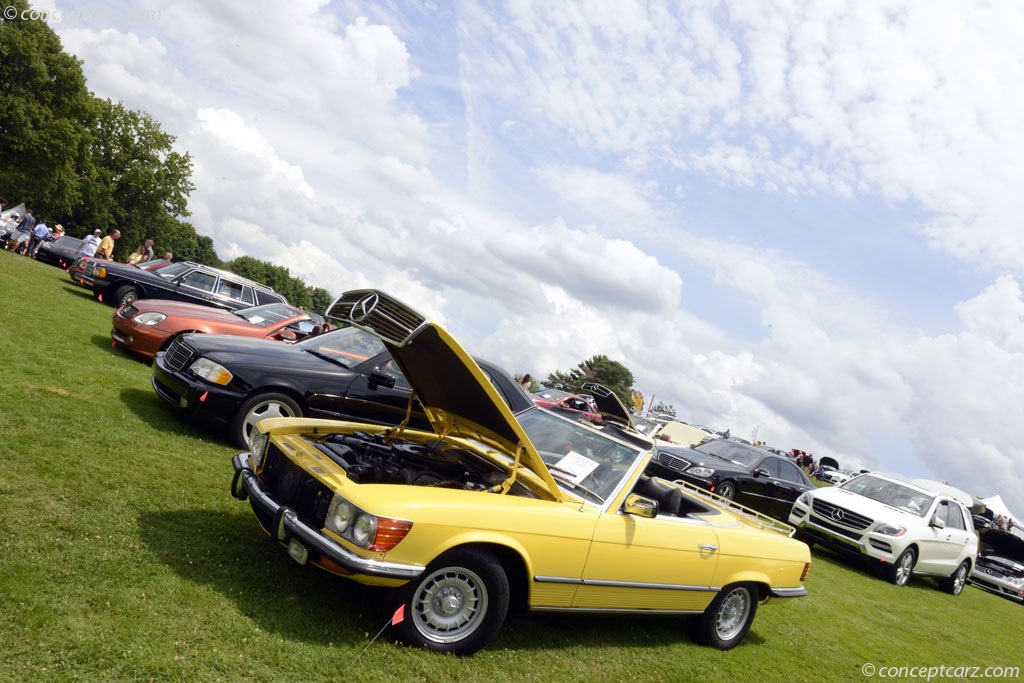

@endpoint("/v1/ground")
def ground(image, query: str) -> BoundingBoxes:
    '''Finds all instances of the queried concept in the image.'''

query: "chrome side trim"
[231,453,423,581]
[769,586,808,599]
[534,575,720,592]
[531,606,704,615]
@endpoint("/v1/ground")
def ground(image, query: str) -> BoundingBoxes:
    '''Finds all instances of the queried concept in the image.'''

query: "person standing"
[75,229,103,258]
[95,229,121,260]
[141,239,154,262]
[28,218,50,257]
[13,210,34,253]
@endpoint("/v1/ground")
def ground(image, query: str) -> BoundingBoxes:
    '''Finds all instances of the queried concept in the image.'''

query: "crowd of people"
[1,202,171,265]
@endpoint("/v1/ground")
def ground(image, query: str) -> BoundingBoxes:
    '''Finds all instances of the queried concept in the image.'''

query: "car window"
[757,457,779,477]
[565,398,588,411]
[180,269,217,293]
[297,326,386,368]
[374,359,411,390]
[217,278,249,302]
[938,501,966,530]
[235,303,305,328]
[777,459,806,484]
[696,440,761,467]
[156,262,192,279]
[517,408,643,503]
[842,474,934,517]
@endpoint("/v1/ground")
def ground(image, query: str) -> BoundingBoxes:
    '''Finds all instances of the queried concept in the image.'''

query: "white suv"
[789,473,977,594]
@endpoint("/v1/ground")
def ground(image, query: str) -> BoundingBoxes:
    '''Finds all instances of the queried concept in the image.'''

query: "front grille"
[259,444,332,528]
[326,290,428,347]
[656,451,691,472]
[814,516,867,541]
[119,304,139,318]
[163,336,196,372]
[811,499,873,530]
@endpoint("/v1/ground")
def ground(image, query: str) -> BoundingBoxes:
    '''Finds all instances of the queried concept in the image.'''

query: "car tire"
[112,285,139,308]
[392,547,510,656]
[717,481,736,501]
[698,582,758,650]
[230,392,302,449]
[940,560,970,596]
[887,547,916,586]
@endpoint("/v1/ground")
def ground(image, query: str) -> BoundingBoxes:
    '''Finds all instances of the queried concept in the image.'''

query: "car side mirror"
[753,468,771,478]
[623,494,658,519]
[367,370,396,390]
[275,330,298,342]
[930,515,946,530]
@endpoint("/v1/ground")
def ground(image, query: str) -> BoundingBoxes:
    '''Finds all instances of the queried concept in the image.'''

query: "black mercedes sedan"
[151,324,531,448]
[34,235,84,269]
[91,260,286,311]
[647,438,814,520]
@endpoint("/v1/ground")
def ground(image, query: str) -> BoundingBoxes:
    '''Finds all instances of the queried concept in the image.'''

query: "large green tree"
[544,354,635,405]
[80,98,195,259]
[0,1,93,216]
[0,4,195,261]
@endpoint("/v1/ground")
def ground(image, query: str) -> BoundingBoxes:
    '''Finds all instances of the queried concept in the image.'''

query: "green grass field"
[0,253,1020,682]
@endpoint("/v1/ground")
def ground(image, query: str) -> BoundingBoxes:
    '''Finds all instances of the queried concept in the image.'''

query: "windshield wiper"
[546,467,604,503]
[301,348,350,368]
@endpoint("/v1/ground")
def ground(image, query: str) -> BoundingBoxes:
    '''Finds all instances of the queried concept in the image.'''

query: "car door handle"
[698,544,718,552]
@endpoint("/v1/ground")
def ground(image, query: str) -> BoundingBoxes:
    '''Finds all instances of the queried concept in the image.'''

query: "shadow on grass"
[808,544,948,594]
[119,386,226,444]
[135,506,754,653]
[61,282,99,301]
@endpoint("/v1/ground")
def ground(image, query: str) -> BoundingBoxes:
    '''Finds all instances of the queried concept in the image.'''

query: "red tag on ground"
[390,605,404,626]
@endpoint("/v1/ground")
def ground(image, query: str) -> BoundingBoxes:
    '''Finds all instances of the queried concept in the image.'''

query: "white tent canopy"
[981,494,1024,538]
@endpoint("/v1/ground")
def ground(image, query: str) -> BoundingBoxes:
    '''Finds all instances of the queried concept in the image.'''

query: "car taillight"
[800,562,811,582]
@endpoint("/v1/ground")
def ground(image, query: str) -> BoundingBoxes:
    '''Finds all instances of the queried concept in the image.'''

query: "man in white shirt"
[75,229,103,258]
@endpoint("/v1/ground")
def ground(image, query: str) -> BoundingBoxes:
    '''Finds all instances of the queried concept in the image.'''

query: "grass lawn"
[0,253,1020,682]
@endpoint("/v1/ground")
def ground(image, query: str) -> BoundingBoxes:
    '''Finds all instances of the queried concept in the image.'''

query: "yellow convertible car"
[230,290,811,655]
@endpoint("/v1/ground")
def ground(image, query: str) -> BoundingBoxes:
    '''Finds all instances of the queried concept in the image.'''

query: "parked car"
[112,300,327,359]
[229,288,810,655]
[91,260,286,310]
[969,529,1024,604]
[531,388,603,422]
[819,467,858,485]
[647,438,814,520]
[152,325,530,449]
[71,255,172,288]
[32,235,84,269]
[789,473,978,593]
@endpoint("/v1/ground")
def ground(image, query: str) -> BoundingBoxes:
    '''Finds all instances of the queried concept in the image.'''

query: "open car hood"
[979,529,1024,561]
[327,289,564,501]
[579,381,634,428]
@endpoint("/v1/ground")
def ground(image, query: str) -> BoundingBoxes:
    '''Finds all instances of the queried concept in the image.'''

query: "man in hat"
[75,229,103,258]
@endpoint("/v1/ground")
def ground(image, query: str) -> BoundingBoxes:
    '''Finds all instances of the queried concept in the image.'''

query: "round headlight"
[351,513,377,548]
[249,430,269,467]
[329,498,355,534]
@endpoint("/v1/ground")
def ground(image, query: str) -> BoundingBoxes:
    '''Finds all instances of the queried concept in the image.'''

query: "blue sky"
[37,0,1024,516]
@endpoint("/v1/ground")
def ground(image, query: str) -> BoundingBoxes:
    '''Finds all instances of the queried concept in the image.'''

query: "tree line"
[0,1,331,313]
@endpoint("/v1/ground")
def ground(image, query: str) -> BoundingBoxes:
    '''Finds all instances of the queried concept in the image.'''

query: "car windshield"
[296,326,385,368]
[534,389,569,401]
[516,408,643,504]
[841,474,935,516]
[155,262,193,279]
[694,440,762,467]
[234,303,309,327]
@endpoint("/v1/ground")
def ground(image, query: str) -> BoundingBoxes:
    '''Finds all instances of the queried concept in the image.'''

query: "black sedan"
[91,260,286,310]
[647,438,814,520]
[151,325,531,448]
[34,235,84,269]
